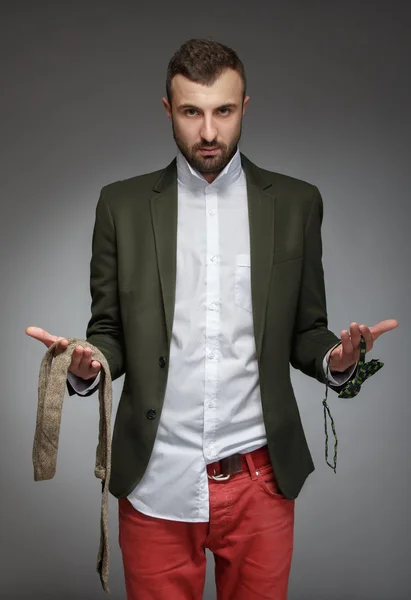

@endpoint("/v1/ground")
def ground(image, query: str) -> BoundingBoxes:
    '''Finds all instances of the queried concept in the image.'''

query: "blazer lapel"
[149,152,276,359]
[149,158,178,347]
[241,153,276,359]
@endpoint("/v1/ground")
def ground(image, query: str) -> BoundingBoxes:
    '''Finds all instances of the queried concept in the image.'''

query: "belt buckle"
[208,469,231,481]
[207,454,243,481]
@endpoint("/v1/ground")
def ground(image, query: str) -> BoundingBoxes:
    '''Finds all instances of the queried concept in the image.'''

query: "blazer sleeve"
[290,186,357,389]
[81,186,126,382]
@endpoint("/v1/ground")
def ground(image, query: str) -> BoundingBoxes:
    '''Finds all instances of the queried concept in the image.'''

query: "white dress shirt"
[68,147,355,522]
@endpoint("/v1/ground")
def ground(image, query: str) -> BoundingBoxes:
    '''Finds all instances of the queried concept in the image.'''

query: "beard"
[171,118,242,175]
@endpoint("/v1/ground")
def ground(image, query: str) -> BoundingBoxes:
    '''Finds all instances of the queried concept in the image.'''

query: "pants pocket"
[256,465,288,500]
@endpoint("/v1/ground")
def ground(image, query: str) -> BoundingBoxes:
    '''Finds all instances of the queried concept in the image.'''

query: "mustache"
[196,143,223,151]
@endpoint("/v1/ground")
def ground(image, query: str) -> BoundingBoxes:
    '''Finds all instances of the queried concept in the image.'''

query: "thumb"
[25,326,65,349]
[370,318,399,341]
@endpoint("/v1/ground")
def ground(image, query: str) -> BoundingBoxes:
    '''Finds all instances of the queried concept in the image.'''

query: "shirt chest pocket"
[234,254,252,313]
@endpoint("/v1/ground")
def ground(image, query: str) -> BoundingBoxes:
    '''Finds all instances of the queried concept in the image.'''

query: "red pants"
[118,445,295,599]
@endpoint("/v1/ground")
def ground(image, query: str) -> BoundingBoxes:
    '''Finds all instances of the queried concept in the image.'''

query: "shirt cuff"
[322,353,358,386]
[67,370,101,394]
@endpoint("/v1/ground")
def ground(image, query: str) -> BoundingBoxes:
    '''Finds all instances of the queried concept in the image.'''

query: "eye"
[183,107,232,116]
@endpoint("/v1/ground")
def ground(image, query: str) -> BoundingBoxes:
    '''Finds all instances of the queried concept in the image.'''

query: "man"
[26,38,398,600]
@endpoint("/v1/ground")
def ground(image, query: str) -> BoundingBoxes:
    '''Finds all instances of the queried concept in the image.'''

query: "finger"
[25,327,71,354]
[54,338,69,355]
[349,322,361,352]
[340,329,354,356]
[78,347,101,375]
[70,346,84,370]
[358,324,374,352]
[26,326,47,338]
[370,318,399,340]
[25,326,56,346]
[26,326,42,338]
[81,351,101,379]
[78,347,93,372]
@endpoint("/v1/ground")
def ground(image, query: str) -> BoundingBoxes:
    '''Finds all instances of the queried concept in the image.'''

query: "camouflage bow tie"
[322,335,384,472]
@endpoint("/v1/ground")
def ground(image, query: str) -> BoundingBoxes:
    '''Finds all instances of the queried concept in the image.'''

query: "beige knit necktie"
[32,338,113,594]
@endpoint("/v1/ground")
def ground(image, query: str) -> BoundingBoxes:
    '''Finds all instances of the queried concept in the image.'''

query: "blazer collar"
[153,150,273,194]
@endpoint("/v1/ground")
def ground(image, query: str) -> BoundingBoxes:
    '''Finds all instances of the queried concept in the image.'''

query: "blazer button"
[146,409,157,420]
[158,356,166,368]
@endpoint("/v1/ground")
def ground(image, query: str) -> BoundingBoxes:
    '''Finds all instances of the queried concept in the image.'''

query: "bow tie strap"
[337,341,384,399]
[322,335,384,472]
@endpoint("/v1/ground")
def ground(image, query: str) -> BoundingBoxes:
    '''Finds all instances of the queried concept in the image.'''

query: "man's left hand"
[326,319,399,373]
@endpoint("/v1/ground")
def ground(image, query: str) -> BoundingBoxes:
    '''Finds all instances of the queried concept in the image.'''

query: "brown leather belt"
[207,445,270,480]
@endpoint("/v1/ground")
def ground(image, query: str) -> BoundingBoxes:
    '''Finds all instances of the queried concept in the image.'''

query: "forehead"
[171,69,243,107]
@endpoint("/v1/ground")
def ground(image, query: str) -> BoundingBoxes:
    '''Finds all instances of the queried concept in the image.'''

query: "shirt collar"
[176,145,242,190]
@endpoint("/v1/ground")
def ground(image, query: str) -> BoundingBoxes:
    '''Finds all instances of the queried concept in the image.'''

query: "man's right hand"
[25,326,101,382]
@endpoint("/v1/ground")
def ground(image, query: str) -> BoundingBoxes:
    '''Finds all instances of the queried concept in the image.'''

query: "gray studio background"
[1,2,410,599]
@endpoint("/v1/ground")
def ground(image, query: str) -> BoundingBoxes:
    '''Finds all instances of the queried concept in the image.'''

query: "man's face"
[162,69,250,183]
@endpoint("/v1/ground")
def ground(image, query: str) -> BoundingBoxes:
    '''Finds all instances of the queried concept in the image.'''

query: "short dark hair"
[166,38,247,106]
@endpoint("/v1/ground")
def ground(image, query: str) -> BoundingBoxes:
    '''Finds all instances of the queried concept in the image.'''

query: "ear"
[242,96,251,116]
[162,97,172,120]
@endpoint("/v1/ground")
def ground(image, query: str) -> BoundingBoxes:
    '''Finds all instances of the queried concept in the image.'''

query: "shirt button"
[209,302,218,310]
[209,209,216,216]
[208,352,215,359]
[146,409,157,420]
[210,255,218,262]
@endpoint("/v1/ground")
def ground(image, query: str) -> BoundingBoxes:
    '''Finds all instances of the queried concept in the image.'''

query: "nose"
[200,117,218,143]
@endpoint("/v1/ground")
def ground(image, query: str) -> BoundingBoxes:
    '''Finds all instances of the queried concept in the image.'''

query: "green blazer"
[67,152,353,500]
